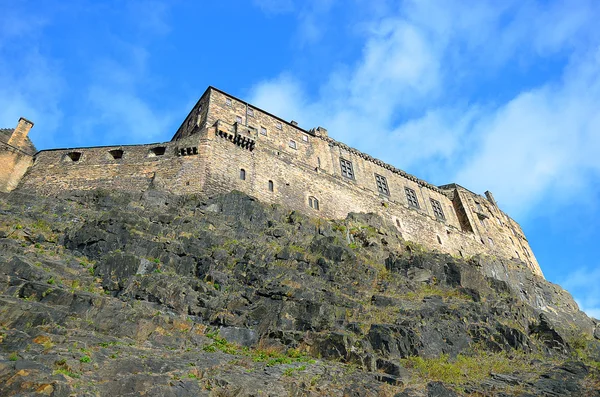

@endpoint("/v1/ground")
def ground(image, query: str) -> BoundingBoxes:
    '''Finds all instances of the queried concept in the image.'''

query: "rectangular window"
[302,135,308,142]
[375,174,389,195]
[225,98,232,106]
[260,127,267,135]
[430,198,445,220]
[405,187,420,209]
[289,140,297,149]
[340,158,354,179]
[276,122,283,130]
[236,116,243,124]
[247,108,254,116]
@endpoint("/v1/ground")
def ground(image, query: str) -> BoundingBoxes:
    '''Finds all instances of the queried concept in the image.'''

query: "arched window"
[268,180,274,192]
[240,169,246,180]
[308,196,319,210]
[109,149,123,159]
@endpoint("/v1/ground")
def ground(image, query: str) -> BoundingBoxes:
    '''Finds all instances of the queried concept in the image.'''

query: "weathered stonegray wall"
[13,86,543,277]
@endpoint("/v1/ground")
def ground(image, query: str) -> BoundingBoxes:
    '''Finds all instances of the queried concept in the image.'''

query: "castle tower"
[7,118,34,149]
[0,117,36,193]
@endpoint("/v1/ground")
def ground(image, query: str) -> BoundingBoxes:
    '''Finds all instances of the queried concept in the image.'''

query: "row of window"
[338,158,446,220]
[239,168,320,210]
[63,147,167,162]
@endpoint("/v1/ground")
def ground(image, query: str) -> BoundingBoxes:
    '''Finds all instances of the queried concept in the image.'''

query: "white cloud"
[561,266,600,320]
[249,1,600,218]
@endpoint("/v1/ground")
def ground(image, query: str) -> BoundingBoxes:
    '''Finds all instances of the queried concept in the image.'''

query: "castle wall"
[0,144,34,193]
[11,86,543,277]
[17,135,210,196]
[443,185,541,275]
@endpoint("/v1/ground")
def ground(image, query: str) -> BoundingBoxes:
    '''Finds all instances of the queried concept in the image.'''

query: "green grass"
[202,333,314,367]
[8,352,18,361]
[54,368,80,378]
[79,355,91,363]
[401,351,540,385]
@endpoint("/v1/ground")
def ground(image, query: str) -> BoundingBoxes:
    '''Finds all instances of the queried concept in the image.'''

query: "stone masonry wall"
[0,143,34,193]
[17,135,209,196]
[201,88,542,276]
[12,86,543,277]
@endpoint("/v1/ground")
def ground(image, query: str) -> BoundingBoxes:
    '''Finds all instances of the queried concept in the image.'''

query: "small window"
[488,237,494,246]
[240,169,246,180]
[375,174,389,195]
[268,180,274,192]
[149,146,166,157]
[308,196,319,210]
[225,98,232,106]
[437,235,442,245]
[340,158,354,179]
[109,149,123,159]
[260,127,267,136]
[396,219,401,228]
[302,135,308,142]
[405,187,419,209]
[236,116,243,124]
[475,202,483,212]
[515,251,520,259]
[289,140,297,149]
[65,152,82,162]
[479,218,486,227]
[247,108,254,117]
[276,122,283,130]
[430,199,445,220]
[497,218,502,226]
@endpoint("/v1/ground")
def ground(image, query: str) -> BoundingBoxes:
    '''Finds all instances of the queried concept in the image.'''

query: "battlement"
[1,86,544,277]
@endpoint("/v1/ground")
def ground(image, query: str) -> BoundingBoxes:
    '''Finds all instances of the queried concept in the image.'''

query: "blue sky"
[1,0,599,318]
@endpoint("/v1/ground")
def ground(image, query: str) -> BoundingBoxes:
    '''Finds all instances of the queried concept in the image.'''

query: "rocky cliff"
[0,189,599,396]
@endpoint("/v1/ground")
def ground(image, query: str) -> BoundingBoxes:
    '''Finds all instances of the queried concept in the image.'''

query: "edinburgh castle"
[0,86,543,277]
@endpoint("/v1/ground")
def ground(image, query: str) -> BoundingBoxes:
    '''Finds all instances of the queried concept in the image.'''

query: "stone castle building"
[0,86,543,277]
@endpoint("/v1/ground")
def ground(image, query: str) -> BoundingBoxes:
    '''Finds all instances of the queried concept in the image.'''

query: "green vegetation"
[8,352,18,361]
[202,333,314,367]
[401,351,540,386]
[401,284,472,302]
[54,368,80,378]
[79,355,91,363]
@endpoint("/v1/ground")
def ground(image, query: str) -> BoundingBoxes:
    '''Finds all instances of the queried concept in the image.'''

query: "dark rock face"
[0,189,598,396]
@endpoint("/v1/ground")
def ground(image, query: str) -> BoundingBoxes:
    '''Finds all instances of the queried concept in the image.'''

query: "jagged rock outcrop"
[0,189,598,396]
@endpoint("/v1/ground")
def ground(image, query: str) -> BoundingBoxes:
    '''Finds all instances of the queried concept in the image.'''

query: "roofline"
[34,141,170,156]
[207,86,311,134]
[202,86,446,194]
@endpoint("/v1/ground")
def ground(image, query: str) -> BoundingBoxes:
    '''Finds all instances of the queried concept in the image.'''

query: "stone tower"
[0,117,35,193]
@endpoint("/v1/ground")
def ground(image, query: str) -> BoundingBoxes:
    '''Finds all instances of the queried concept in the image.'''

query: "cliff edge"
[0,189,598,396]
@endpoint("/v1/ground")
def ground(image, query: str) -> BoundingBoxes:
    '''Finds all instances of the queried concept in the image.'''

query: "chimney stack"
[485,191,498,207]
[7,117,34,149]
[316,126,328,137]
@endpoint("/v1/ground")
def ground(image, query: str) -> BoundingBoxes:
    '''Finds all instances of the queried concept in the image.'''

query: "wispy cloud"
[248,0,600,219]
[0,5,63,148]
[561,266,600,320]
